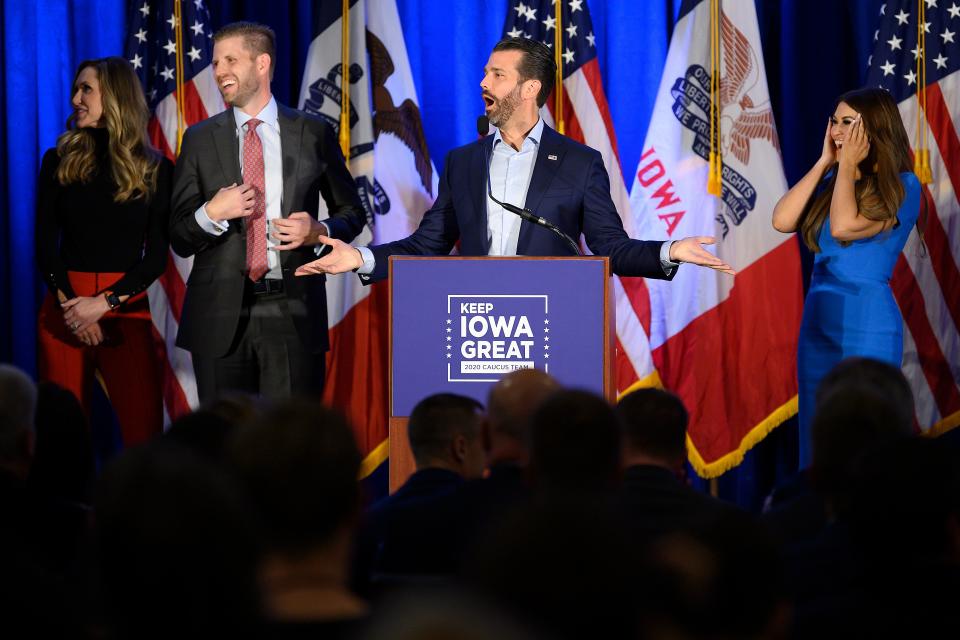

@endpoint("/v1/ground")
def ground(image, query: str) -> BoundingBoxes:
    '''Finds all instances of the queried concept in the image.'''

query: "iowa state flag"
[298,0,437,479]
[627,0,803,477]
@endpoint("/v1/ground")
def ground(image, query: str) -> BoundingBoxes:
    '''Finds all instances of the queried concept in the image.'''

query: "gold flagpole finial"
[339,0,352,162]
[554,0,565,135]
[706,0,723,196]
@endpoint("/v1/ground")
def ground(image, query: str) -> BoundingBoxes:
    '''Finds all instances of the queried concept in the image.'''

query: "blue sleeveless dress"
[797,172,921,468]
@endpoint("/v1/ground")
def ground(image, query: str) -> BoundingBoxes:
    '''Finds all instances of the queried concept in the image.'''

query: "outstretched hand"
[670,236,736,276]
[295,235,364,276]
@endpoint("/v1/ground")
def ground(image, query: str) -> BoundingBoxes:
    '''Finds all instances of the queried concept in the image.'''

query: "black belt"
[252,277,284,295]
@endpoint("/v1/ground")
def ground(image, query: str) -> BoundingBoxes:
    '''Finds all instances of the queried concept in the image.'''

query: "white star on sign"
[566,24,578,39]
[446,319,451,324]
[895,9,910,25]
[934,53,949,69]
[161,66,175,82]
[569,0,583,13]
[447,353,452,358]
[942,28,956,43]
[904,69,917,85]
[191,21,204,36]
[130,54,143,69]
[446,336,451,341]
[135,28,147,43]
[881,60,896,75]
[544,353,550,359]
[543,15,556,31]
[164,39,177,56]
[544,319,549,324]
[887,34,903,50]
[544,327,550,333]
[446,328,451,333]
[188,47,201,62]
[139,2,150,18]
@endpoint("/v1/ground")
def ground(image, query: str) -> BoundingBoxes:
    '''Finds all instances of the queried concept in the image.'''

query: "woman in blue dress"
[772,88,921,468]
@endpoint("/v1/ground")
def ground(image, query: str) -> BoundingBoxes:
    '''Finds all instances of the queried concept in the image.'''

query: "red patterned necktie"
[243,118,268,282]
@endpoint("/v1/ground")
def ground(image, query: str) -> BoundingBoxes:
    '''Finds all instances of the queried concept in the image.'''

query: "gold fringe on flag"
[340,0,352,161]
[554,0,564,135]
[173,0,186,155]
[914,0,932,184]
[707,0,722,196]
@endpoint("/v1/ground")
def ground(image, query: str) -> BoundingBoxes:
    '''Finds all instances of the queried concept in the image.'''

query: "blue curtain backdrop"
[0,0,885,508]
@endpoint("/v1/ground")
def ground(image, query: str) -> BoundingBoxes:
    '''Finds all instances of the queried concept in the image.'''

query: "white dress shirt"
[195,97,284,279]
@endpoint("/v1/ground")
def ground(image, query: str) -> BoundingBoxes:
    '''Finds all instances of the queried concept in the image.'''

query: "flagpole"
[173,0,186,155]
[554,0,564,135]
[340,0,352,161]
[707,0,722,196]
[914,0,931,184]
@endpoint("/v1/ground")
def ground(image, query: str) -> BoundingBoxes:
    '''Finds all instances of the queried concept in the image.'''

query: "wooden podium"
[388,256,615,491]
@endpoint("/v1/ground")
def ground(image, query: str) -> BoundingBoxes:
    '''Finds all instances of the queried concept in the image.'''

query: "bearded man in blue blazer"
[297,37,733,281]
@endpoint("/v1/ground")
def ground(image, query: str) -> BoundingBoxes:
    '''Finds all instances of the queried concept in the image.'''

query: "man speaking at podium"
[296,37,734,281]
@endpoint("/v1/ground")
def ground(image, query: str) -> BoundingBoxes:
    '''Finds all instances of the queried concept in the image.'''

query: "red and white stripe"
[895,70,960,435]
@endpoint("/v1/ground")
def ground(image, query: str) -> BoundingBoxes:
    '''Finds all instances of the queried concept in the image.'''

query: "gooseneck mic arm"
[477,116,583,257]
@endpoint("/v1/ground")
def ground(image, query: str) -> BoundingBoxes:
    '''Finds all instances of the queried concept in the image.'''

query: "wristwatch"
[104,291,122,310]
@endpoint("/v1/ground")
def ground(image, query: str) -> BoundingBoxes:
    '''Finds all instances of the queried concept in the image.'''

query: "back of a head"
[529,390,620,492]
[94,442,260,637]
[407,393,483,469]
[486,368,560,445]
[811,383,913,507]
[30,382,93,504]
[616,388,688,466]
[229,399,361,554]
[0,364,37,466]
[815,357,914,432]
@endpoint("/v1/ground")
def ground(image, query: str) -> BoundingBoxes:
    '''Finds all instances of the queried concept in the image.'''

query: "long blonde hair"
[800,88,914,252]
[55,57,160,202]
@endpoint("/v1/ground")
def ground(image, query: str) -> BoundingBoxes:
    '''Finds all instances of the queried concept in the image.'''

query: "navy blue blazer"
[363,124,676,282]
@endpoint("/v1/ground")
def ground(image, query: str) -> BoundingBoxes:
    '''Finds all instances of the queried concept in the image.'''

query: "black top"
[36,127,172,300]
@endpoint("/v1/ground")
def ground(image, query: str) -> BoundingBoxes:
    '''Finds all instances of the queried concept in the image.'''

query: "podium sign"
[390,256,613,414]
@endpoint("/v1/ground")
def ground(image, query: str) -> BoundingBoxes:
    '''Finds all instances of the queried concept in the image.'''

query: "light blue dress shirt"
[357,118,677,275]
[195,97,284,279]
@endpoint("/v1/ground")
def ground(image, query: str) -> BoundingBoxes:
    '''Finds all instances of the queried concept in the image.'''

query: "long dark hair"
[800,88,914,252]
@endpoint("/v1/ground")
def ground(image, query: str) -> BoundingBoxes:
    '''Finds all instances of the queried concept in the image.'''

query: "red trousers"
[38,271,163,446]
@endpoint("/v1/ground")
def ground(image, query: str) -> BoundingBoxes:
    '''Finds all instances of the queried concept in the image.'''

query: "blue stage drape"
[0,0,886,508]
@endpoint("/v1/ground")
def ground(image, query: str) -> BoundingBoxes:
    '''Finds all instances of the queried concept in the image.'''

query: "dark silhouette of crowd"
[0,358,957,639]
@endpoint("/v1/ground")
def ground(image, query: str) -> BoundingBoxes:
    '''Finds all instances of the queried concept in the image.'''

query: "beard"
[487,83,523,128]
[222,71,261,108]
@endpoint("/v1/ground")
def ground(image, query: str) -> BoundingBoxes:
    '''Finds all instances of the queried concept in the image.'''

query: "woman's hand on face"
[819,117,837,166]
[62,295,110,333]
[840,114,870,168]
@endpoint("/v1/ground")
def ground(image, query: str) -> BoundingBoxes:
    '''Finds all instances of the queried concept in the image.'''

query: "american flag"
[125,0,224,422]
[866,0,960,435]
[502,1,656,398]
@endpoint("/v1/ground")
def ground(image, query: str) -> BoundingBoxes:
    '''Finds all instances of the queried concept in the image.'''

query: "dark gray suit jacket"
[170,103,365,357]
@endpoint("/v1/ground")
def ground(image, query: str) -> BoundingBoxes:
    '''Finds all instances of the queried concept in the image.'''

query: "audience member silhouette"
[528,389,621,495]
[616,387,727,545]
[0,365,86,635]
[228,399,368,634]
[93,442,260,638]
[28,381,94,508]
[356,393,485,593]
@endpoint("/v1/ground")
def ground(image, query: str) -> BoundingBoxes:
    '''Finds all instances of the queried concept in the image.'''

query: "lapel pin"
[548,154,558,161]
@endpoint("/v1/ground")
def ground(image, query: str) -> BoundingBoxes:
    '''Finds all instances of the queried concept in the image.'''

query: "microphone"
[478,115,582,257]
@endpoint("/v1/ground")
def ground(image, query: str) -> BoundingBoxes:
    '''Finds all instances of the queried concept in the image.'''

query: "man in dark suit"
[295,37,733,280]
[170,22,365,401]
[353,393,485,593]
[615,388,724,544]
